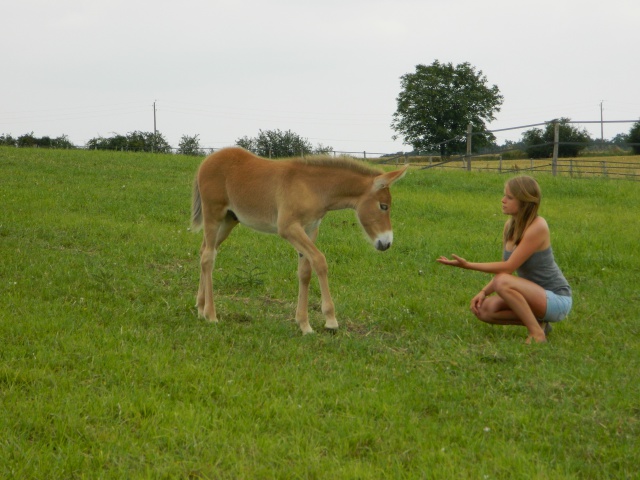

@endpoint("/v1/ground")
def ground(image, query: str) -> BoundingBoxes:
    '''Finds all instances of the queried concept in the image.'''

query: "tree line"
[0,129,333,158]
[0,132,75,149]
[2,123,637,159]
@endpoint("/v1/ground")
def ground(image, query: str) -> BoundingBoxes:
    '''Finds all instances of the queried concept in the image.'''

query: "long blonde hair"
[504,176,541,246]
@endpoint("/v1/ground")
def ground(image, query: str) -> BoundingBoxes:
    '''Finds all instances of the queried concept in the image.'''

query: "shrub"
[522,118,591,158]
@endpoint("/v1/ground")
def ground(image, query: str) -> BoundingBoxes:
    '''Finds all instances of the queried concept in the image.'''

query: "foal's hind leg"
[295,252,314,335]
[197,215,238,322]
[196,238,207,316]
[198,221,220,322]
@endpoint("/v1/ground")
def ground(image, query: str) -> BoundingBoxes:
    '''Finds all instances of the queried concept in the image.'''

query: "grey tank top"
[503,247,571,297]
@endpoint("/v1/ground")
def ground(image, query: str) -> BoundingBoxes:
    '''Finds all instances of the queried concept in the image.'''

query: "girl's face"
[502,186,521,216]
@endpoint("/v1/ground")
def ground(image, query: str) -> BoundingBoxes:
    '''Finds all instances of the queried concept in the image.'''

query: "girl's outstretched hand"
[436,254,469,268]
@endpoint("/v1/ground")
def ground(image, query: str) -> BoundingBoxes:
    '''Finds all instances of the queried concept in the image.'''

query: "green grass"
[1,147,638,479]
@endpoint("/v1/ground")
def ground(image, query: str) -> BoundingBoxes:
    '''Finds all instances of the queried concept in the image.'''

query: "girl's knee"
[475,307,491,323]
[492,273,513,293]
[475,296,504,323]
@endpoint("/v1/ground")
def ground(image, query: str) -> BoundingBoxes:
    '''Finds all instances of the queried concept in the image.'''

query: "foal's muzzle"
[375,240,391,251]
[372,231,393,251]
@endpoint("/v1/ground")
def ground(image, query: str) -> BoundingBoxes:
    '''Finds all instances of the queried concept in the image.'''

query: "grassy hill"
[1,147,638,478]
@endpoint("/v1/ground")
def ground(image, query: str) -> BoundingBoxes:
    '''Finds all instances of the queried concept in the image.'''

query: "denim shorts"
[543,291,572,322]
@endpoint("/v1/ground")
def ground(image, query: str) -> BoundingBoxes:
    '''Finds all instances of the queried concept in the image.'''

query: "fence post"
[552,121,559,176]
[602,161,607,177]
[466,123,472,171]
[499,155,502,173]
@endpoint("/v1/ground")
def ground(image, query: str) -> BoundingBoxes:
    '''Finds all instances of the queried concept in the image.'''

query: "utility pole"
[552,121,559,177]
[152,100,157,153]
[600,100,604,143]
[465,123,472,171]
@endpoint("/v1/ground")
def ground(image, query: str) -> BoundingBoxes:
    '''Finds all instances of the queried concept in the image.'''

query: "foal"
[191,147,408,334]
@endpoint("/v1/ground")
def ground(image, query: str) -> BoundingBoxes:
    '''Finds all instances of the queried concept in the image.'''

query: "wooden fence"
[404,155,640,180]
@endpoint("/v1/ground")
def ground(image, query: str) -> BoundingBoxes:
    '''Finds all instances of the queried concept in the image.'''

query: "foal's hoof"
[202,313,218,323]
[324,327,338,335]
[298,323,314,335]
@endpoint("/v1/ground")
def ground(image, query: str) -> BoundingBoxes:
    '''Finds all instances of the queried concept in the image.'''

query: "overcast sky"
[2,0,638,153]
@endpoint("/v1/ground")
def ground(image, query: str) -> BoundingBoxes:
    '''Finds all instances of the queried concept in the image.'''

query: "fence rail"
[401,156,640,180]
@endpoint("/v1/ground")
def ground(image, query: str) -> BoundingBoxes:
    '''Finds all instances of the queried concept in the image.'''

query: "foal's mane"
[291,156,383,177]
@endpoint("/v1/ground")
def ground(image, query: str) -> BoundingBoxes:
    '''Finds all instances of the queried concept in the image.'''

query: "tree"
[86,131,171,153]
[127,131,172,153]
[391,61,503,156]
[50,135,74,149]
[628,121,640,155]
[87,134,128,151]
[313,143,334,155]
[17,132,38,148]
[521,118,591,158]
[177,134,203,156]
[235,129,323,158]
[0,134,16,146]
[235,135,256,152]
[520,128,548,159]
[611,132,629,147]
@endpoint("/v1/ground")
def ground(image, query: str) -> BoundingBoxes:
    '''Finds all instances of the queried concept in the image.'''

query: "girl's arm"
[437,217,549,274]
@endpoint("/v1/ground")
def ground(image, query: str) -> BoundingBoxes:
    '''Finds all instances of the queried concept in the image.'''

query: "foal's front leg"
[281,224,338,333]
[295,250,338,333]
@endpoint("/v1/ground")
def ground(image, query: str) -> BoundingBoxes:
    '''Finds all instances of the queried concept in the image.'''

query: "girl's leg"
[475,296,523,325]
[476,273,548,343]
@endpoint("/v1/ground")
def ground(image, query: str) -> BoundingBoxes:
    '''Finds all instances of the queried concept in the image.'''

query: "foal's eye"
[380,203,389,211]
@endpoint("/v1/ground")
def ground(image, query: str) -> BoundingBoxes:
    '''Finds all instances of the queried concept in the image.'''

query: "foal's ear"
[373,165,409,190]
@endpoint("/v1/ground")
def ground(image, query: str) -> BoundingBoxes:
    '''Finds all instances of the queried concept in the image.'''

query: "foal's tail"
[191,176,203,232]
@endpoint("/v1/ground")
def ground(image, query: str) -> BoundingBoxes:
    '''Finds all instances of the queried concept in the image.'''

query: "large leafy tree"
[521,118,591,158]
[391,61,503,156]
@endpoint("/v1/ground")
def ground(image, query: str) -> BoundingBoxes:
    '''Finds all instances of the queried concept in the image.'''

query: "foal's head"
[356,166,408,251]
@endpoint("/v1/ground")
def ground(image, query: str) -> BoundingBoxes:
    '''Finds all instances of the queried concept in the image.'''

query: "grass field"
[1,147,639,479]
